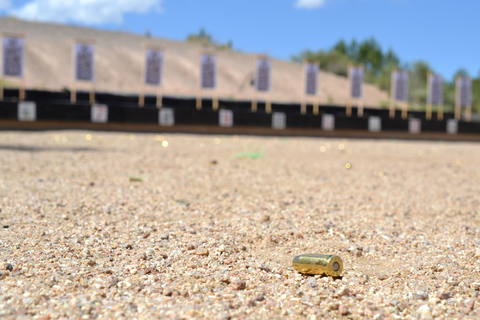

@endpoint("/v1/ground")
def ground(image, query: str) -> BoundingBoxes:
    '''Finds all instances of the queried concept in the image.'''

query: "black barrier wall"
[1,88,479,136]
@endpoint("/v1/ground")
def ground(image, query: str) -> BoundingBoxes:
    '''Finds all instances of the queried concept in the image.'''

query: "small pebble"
[339,305,349,316]
[231,279,246,290]
[377,273,388,280]
[107,275,118,288]
[439,291,454,300]
[254,295,265,302]
[216,312,230,320]
[413,291,429,300]
[1,132,479,319]
[307,277,318,289]
[163,287,173,296]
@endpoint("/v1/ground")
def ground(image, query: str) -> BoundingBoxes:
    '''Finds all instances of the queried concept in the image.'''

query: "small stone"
[439,291,454,300]
[464,298,476,312]
[339,305,349,315]
[254,295,265,302]
[261,214,270,222]
[231,279,246,290]
[87,259,96,267]
[220,274,230,284]
[328,302,340,311]
[413,291,429,300]
[307,277,318,289]
[470,282,480,290]
[259,264,271,272]
[196,248,209,256]
[377,273,388,280]
[2,225,9,229]
[159,252,168,259]
[187,242,198,250]
[355,250,363,257]
[337,286,350,297]
[418,304,431,317]
[160,233,169,240]
[62,214,68,220]
[107,275,118,288]
[163,287,173,296]
[6,263,13,271]
[218,244,226,253]
[216,312,230,320]
[16,308,27,315]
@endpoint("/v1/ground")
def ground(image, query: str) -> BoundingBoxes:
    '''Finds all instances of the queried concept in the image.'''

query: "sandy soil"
[1,131,480,319]
[0,18,388,107]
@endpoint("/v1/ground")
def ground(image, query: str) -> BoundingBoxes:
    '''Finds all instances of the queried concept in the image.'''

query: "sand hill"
[0,17,388,106]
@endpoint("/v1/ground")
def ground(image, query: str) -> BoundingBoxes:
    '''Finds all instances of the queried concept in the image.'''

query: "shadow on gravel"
[0,144,99,152]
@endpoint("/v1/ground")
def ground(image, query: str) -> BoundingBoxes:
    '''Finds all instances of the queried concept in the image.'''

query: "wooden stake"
[213,92,219,111]
[358,98,364,117]
[0,77,4,101]
[347,64,352,117]
[426,72,431,121]
[139,83,145,107]
[196,90,202,110]
[401,102,408,120]
[197,51,202,110]
[71,86,76,104]
[301,101,306,115]
[251,88,257,112]
[156,86,163,108]
[437,105,443,121]
[455,75,461,121]
[313,99,319,116]
[139,48,146,107]
[389,69,396,119]
[466,107,472,122]
[19,77,25,101]
[213,53,219,111]
[301,60,306,115]
[346,98,352,117]
[89,82,95,104]
[266,96,272,114]
[426,103,432,120]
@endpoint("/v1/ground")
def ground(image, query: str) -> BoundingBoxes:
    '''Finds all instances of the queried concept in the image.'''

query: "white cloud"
[9,0,162,25]
[294,0,328,9]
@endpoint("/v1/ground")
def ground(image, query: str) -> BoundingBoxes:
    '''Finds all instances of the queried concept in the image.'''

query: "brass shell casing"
[292,254,343,277]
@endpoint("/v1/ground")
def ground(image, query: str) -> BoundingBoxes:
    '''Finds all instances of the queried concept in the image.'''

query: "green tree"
[292,38,480,114]
[292,49,351,77]
[187,28,233,50]
[408,61,431,109]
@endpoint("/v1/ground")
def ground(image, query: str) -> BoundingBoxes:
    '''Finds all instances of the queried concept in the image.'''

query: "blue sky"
[2,0,478,80]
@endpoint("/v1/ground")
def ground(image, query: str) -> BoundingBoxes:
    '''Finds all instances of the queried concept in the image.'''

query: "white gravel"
[1,131,480,319]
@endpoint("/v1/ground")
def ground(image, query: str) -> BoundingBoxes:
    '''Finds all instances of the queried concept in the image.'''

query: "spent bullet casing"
[292,254,343,277]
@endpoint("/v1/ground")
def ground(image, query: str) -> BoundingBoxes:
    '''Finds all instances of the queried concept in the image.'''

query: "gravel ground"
[1,131,480,319]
